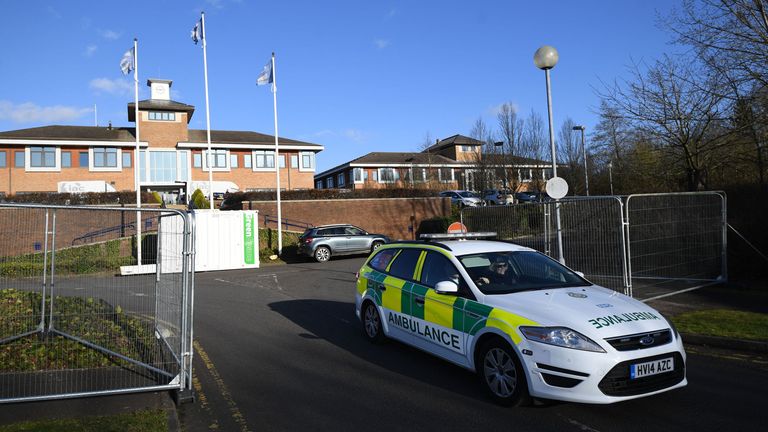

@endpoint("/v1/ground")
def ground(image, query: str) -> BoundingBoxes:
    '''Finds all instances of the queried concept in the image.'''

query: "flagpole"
[201,12,214,210]
[133,38,142,267]
[271,52,282,255]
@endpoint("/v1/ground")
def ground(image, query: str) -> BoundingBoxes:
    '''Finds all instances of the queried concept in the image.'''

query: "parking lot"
[178,256,768,432]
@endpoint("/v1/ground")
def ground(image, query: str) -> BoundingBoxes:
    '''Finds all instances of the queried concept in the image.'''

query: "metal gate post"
[47,209,57,331]
[624,196,634,298]
[38,210,50,331]
[616,197,631,297]
[720,192,728,282]
[176,210,196,403]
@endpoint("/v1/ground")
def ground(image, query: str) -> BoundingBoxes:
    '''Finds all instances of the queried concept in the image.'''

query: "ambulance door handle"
[414,296,425,306]
[377,284,386,291]
[466,311,481,319]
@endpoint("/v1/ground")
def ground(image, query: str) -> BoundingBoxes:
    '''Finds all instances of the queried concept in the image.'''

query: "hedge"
[2,191,158,205]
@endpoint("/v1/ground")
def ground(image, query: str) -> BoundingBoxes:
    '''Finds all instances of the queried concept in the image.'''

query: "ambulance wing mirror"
[575,271,585,278]
[435,280,458,295]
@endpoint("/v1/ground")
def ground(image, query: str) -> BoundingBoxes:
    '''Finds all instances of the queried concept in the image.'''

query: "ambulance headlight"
[519,326,606,353]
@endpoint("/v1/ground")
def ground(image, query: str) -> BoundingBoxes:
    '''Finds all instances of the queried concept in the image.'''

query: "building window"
[193,153,202,168]
[230,154,239,168]
[338,173,345,187]
[353,168,364,183]
[327,177,334,188]
[139,150,189,183]
[0,151,5,168]
[204,149,228,170]
[279,154,286,168]
[414,168,426,183]
[148,111,176,121]
[299,152,315,172]
[378,168,399,183]
[461,145,471,152]
[61,151,71,168]
[178,150,189,182]
[439,168,454,183]
[291,155,298,168]
[316,180,323,189]
[372,170,378,181]
[30,146,56,168]
[244,154,252,168]
[122,152,132,168]
[15,151,24,168]
[253,150,275,170]
[542,168,552,180]
[92,147,118,168]
[519,169,532,182]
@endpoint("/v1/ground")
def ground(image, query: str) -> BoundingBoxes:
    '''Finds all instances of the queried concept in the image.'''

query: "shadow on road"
[269,298,503,405]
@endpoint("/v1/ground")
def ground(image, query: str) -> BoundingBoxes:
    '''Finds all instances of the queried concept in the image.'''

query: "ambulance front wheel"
[477,338,530,406]
[362,301,385,344]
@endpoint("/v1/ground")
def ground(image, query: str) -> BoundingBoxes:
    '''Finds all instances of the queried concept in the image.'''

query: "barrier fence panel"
[462,197,629,293]
[626,192,727,299]
[0,204,194,403]
[461,192,727,300]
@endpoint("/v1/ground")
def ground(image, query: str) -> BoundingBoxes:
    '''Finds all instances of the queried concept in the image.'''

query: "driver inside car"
[475,256,518,286]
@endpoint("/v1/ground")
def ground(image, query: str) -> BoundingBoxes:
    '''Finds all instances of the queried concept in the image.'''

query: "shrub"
[190,189,210,210]
[3,191,156,205]
[223,188,444,205]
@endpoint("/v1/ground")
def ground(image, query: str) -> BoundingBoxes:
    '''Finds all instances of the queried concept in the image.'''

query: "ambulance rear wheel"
[477,338,529,406]
[362,301,385,344]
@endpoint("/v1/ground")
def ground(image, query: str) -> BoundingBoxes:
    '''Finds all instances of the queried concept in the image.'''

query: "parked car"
[298,224,390,262]
[355,235,687,406]
[515,191,540,203]
[482,189,515,205]
[439,190,485,208]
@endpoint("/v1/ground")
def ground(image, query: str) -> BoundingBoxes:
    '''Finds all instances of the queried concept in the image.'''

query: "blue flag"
[191,18,203,44]
[120,47,135,75]
[256,59,273,86]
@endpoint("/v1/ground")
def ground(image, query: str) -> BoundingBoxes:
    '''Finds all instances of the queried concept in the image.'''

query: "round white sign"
[546,176,569,199]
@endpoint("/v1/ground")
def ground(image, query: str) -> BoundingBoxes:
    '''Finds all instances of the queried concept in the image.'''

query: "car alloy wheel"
[314,246,331,262]
[483,347,517,398]
[371,241,383,252]
[478,339,529,406]
[362,302,385,343]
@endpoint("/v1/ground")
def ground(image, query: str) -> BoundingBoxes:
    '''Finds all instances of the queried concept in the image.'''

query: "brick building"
[0,79,323,202]
[314,134,553,192]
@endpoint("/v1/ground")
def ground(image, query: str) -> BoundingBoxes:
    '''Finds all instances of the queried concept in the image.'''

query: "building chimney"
[147,78,172,101]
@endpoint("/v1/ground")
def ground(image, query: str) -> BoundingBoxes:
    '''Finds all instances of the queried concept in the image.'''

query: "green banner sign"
[244,213,255,265]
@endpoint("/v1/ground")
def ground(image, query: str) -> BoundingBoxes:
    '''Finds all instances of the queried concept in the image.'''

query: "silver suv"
[298,224,390,262]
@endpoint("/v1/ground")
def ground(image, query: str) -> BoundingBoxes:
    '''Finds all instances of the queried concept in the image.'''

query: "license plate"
[630,357,674,379]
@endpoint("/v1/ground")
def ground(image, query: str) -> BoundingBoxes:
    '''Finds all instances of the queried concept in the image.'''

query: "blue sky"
[1,0,680,172]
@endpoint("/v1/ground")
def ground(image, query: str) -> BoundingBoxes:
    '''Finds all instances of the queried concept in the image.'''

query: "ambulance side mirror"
[435,280,458,295]
[575,271,585,278]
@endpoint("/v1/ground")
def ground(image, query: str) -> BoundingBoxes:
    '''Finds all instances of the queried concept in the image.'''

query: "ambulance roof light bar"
[419,232,497,241]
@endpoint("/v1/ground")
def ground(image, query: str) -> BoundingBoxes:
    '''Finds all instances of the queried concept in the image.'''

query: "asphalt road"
[178,257,768,432]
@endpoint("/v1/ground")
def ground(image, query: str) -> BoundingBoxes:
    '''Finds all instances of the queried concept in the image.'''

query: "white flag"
[120,47,135,75]
[191,18,203,45]
[256,59,273,86]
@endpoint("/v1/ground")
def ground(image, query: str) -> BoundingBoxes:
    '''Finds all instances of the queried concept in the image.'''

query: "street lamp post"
[608,161,614,195]
[572,125,589,196]
[494,141,506,189]
[534,45,565,264]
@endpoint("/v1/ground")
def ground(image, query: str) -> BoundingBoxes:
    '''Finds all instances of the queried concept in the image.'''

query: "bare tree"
[592,100,633,163]
[667,0,768,188]
[557,117,582,194]
[598,56,732,190]
[669,0,768,91]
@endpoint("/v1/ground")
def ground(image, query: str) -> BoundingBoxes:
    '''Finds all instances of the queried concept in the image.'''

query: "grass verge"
[0,408,166,432]
[672,309,768,341]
